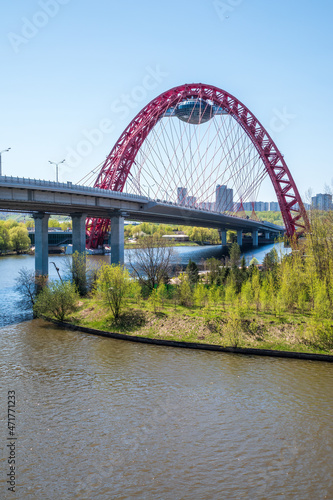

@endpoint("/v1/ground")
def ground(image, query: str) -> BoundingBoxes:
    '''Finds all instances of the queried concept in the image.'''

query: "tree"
[34,281,78,321]
[262,248,278,273]
[9,226,31,253]
[128,236,174,291]
[63,251,88,296]
[229,242,241,268]
[0,221,11,253]
[14,268,38,311]
[95,264,131,319]
[178,273,193,307]
[186,259,199,286]
[49,218,61,228]
[156,282,168,309]
[193,282,208,308]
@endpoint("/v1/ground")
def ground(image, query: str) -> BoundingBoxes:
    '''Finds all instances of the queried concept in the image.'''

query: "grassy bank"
[67,296,332,356]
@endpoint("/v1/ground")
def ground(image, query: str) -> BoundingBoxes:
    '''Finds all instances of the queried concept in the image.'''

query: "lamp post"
[0,148,11,176]
[49,159,65,183]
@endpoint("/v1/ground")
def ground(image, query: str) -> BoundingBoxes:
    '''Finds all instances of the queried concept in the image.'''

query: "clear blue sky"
[1,0,332,202]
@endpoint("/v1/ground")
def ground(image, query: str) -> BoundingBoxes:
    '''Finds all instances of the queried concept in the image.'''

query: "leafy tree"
[0,222,12,253]
[64,251,88,296]
[241,280,253,311]
[178,273,193,307]
[229,242,241,268]
[48,219,61,228]
[224,278,237,305]
[156,283,168,309]
[95,264,131,319]
[262,248,278,273]
[34,281,78,321]
[9,226,31,253]
[186,259,199,286]
[193,282,208,308]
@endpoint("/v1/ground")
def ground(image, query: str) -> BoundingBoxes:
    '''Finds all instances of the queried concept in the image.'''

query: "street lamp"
[0,148,11,176]
[49,159,65,183]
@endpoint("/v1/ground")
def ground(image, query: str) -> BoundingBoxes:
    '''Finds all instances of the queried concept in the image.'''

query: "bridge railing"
[0,175,149,201]
[0,175,284,231]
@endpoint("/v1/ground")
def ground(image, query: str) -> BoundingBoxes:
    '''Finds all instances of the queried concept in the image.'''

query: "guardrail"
[0,175,148,202]
[0,175,284,231]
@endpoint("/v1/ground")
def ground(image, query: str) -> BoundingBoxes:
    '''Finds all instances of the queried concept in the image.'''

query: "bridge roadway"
[0,176,284,275]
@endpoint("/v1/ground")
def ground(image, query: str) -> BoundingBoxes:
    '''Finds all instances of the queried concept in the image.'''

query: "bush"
[95,264,132,319]
[34,281,79,321]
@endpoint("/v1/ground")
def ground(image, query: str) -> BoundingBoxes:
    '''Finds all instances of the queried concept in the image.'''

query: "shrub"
[95,264,131,319]
[34,281,78,321]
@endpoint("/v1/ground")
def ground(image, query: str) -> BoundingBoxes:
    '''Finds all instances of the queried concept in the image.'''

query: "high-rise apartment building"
[216,185,233,211]
[311,193,332,211]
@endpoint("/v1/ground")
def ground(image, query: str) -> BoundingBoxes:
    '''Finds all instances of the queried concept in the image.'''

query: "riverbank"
[63,297,333,357]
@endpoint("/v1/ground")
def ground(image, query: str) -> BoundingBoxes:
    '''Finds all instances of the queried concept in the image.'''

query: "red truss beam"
[86,83,309,248]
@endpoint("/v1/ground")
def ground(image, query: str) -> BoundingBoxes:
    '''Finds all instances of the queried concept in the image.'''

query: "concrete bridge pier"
[33,212,50,276]
[72,213,87,254]
[252,229,259,247]
[221,229,227,247]
[265,231,270,240]
[110,212,125,265]
[237,230,243,247]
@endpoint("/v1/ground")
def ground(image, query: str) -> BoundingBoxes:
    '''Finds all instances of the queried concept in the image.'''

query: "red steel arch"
[86,83,309,248]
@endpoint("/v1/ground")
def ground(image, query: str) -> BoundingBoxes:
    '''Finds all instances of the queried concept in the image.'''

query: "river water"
[1,246,332,499]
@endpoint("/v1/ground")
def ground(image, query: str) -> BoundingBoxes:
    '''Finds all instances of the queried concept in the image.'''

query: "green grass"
[67,296,333,356]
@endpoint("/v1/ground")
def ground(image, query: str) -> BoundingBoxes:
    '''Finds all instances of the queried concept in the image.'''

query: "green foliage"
[186,259,199,285]
[193,282,208,308]
[0,221,12,253]
[34,281,79,321]
[48,218,61,228]
[229,242,241,268]
[9,226,31,253]
[66,251,88,296]
[156,283,168,309]
[178,273,193,307]
[95,264,132,319]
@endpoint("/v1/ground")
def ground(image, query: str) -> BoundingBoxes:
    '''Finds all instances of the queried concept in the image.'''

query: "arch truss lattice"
[86,83,309,248]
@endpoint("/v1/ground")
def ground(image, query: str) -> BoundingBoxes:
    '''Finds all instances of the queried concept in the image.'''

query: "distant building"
[311,193,332,211]
[198,201,215,211]
[177,187,187,206]
[270,201,279,211]
[185,196,197,208]
[216,185,233,212]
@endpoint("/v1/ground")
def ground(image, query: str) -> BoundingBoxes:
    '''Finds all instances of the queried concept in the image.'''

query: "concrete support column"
[71,213,87,254]
[265,231,270,240]
[110,213,124,265]
[252,229,259,247]
[33,212,50,275]
[221,230,227,246]
[237,230,243,247]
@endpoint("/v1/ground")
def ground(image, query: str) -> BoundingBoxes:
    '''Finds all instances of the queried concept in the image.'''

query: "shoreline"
[43,316,333,363]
